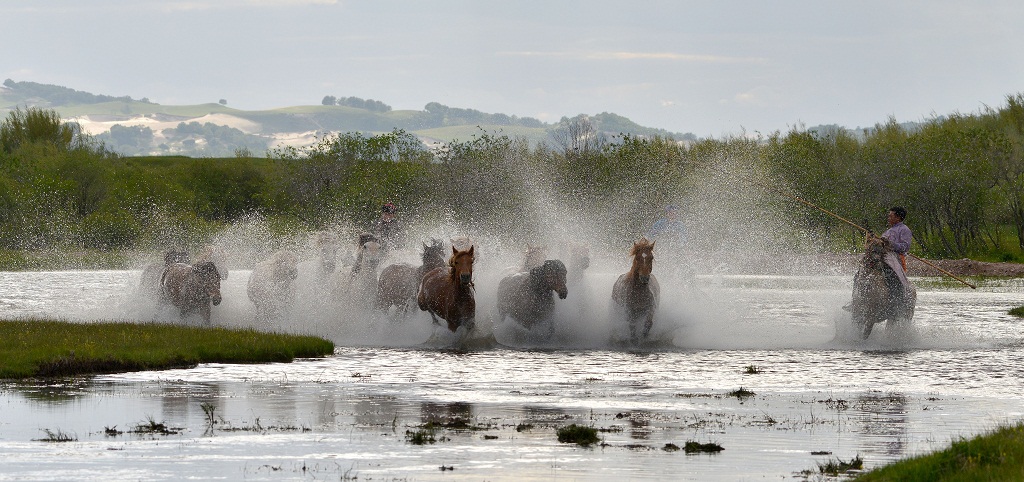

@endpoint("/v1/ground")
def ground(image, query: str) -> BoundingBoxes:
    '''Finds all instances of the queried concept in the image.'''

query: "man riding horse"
[847,206,916,338]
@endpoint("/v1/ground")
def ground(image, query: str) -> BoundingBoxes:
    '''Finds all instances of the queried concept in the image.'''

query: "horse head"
[164,249,191,266]
[629,238,656,284]
[195,245,229,280]
[531,259,568,299]
[193,261,222,306]
[863,235,888,269]
[355,240,383,273]
[449,245,475,286]
[422,238,447,270]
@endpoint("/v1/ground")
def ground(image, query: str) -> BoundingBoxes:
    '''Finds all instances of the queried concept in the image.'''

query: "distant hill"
[0,79,696,157]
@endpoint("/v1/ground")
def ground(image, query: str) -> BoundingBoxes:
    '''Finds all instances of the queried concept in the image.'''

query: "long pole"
[740,171,978,289]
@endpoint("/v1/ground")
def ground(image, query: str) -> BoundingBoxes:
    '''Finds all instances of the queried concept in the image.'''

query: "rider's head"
[382,202,396,215]
[889,206,906,221]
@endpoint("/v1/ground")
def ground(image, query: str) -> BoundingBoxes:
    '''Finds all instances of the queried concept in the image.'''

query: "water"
[2,265,1023,481]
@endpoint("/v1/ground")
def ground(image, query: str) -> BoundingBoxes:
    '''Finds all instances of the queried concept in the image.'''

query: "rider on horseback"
[374,202,406,254]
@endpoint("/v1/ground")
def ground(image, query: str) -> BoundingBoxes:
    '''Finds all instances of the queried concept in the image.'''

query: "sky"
[2,0,1023,137]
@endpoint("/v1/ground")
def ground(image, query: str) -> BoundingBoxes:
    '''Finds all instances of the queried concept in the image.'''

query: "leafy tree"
[1,107,83,153]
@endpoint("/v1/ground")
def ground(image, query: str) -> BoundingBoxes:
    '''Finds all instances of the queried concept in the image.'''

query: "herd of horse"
[138,229,914,343]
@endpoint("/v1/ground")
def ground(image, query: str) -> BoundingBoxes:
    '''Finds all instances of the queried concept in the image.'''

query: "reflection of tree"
[853,391,908,457]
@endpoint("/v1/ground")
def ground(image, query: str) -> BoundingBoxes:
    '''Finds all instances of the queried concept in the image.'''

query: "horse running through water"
[848,235,916,339]
[496,259,568,330]
[312,231,341,276]
[247,250,300,325]
[138,249,191,300]
[611,238,660,344]
[375,239,447,315]
[160,261,222,324]
[417,245,476,333]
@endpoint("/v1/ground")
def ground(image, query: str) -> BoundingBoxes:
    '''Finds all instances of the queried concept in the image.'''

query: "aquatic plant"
[1009,306,1024,317]
[817,454,863,475]
[405,429,436,445]
[35,428,76,442]
[556,424,599,446]
[683,441,724,454]
[727,387,756,399]
[743,365,763,374]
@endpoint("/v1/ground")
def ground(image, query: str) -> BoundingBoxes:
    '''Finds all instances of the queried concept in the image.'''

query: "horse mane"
[422,238,446,263]
[193,261,220,279]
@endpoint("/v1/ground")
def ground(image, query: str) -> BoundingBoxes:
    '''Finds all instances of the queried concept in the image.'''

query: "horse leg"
[642,312,654,339]
[200,303,212,325]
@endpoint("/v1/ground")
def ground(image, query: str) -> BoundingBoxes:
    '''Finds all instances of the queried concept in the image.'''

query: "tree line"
[2,94,1024,263]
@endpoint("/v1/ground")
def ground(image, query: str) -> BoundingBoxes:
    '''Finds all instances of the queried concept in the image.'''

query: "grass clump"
[683,441,724,454]
[35,428,76,442]
[405,429,436,445]
[0,319,335,379]
[556,424,600,446]
[1008,306,1024,317]
[854,423,1024,481]
[817,455,863,475]
[743,365,763,374]
[727,387,756,399]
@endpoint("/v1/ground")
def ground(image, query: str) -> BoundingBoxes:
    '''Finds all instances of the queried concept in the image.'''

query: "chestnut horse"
[375,239,447,314]
[848,235,916,339]
[611,238,660,344]
[161,261,222,324]
[496,259,568,330]
[417,245,476,333]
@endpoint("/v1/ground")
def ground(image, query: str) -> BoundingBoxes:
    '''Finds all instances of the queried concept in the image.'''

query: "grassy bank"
[854,422,1024,481]
[0,319,335,379]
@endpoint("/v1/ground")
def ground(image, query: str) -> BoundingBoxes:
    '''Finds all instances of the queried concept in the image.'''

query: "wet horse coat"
[496,259,568,329]
[334,238,383,308]
[161,261,222,324]
[611,238,660,344]
[375,239,447,314]
[849,235,916,339]
[417,246,476,332]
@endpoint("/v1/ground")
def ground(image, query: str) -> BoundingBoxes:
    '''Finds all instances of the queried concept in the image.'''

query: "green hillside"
[1,78,694,156]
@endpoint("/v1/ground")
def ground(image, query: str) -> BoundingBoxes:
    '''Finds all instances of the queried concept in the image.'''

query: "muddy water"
[1,268,1023,481]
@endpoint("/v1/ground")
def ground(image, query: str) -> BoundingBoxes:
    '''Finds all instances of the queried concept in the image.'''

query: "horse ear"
[452,246,458,255]
[469,245,474,255]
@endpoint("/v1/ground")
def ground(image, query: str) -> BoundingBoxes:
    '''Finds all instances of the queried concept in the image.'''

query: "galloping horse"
[496,259,568,330]
[312,230,341,276]
[161,261,222,324]
[375,239,447,314]
[138,249,191,300]
[247,250,300,324]
[611,238,660,344]
[560,242,591,283]
[848,235,916,339]
[417,245,476,333]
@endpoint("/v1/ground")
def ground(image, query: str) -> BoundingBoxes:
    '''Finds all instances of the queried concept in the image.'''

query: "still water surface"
[1,269,1023,481]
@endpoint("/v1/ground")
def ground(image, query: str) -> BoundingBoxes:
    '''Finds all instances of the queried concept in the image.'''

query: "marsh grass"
[727,387,756,399]
[683,441,724,454]
[1008,306,1024,317]
[35,428,76,442]
[556,424,600,446]
[0,319,335,379]
[854,423,1024,481]
[816,454,863,475]
[743,365,763,374]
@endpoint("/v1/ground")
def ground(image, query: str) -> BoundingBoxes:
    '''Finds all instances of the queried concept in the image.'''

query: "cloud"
[729,86,781,107]
[661,100,676,107]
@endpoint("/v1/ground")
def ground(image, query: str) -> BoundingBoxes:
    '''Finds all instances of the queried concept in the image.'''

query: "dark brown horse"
[138,249,191,300]
[417,245,476,332]
[848,235,916,339]
[611,238,660,344]
[194,245,229,280]
[496,259,568,330]
[161,261,222,324]
[375,239,447,314]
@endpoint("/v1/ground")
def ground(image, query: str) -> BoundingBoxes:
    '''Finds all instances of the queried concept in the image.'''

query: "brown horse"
[375,239,447,314]
[496,259,568,330]
[611,238,660,344]
[560,242,591,283]
[848,235,917,339]
[161,261,222,324]
[312,230,341,276]
[417,245,476,332]
[138,249,191,300]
